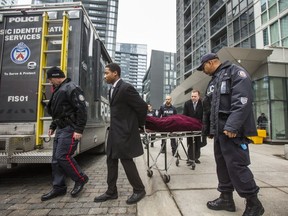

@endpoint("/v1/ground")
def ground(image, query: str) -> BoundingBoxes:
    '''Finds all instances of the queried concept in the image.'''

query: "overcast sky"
[116,0,176,57]
[19,0,177,60]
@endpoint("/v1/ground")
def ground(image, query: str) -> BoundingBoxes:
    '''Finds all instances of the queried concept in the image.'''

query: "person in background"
[183,90,203,164]
[94,63,147,205]
[158,95,177,156]
[146,104,157,147]
[198,53,264,216]
[41,67,88,201]
[257,113,268,130]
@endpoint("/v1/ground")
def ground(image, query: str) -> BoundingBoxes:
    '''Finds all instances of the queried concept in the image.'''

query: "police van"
[0,2,111,168]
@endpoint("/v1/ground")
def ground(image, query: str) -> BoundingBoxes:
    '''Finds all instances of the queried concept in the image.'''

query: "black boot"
[242,196,264,216]
[207,192,236,212]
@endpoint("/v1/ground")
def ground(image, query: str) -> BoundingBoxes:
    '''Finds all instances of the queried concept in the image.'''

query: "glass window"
[261,12,268,24]
[253,100,269,134]
[270,77,286,100]
[268,0,277,7]
[234,31,240,43]
[270,21,279,45]
[249,20,255,34]
[261,0,267,12]
[233,19,240,31]
[269,4,277,19]
[283,38,288,47]
[250,34,256,48]
[254,77,269,101]
[279,0,288,12]
[241,38,250,47]
[280,15,288,47]
[271,101,287,140]
[263,28,269,46]
[240,0,247,11]
[232,0,239,7]
[248,7,254,22]
[241,24,248,38]
[233,5,240,16]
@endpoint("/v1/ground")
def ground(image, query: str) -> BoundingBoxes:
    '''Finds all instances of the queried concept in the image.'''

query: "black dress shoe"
[195,159,201,164]
[41,189,66,201]
[126,190,146,205]
[94,192,118,202]
[71,175,89,197]
[186,160,193,166]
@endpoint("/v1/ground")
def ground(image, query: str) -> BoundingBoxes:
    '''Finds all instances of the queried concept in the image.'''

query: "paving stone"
[0,210,13,216]
[6,209,31,216]
[7,203,30,210]
[88,207,108,215]
[0,153,138,216]
[67,208,90,215]
[27,209,51,215]
[48,208,70,216]
[108,207,127,214]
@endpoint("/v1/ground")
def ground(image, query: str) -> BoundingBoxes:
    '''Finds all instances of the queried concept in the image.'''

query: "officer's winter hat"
[196,53,219,71]
[47,66,66,79]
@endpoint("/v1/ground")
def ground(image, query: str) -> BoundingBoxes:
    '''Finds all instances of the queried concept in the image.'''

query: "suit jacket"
[107,79,147,159]
[183,99,203,121]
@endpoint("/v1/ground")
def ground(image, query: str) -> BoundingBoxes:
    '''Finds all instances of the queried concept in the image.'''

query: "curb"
[136,150,181,216]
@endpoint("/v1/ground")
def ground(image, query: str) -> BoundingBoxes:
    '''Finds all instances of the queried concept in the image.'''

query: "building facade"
[32,0,119,60]
[0,0,16,5]
[143,50,177,109]
[175,0,288,142]
[115,43,147,94]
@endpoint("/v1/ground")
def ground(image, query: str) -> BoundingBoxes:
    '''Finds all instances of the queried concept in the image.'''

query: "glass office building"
[175,0,288,142]
[115,43,147,95]
[32,0,119,60]
[143,50,176,108]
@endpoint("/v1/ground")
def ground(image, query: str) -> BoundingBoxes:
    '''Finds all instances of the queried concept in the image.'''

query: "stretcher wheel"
[191,163,196,170]
[147,170,153,177]
[163,174,170,183]
[143,137,149,145]
[176,159,179,166]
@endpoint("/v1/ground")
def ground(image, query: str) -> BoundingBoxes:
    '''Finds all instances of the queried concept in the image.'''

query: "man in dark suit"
[183,90,203,164]
[94,63,147,205]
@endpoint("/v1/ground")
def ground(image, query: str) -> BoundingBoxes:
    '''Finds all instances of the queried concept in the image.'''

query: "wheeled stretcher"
[142,128,202,183]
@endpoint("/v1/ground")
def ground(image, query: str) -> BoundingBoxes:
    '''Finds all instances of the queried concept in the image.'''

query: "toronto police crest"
[10,42,31,64]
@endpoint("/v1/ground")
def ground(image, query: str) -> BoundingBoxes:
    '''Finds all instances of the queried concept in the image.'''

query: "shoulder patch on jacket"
[238,70,247,78]
[78,94,85,101]
[240,97,248,104]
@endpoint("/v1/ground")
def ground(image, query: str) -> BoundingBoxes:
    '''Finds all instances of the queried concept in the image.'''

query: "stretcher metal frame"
[142,127,202,183]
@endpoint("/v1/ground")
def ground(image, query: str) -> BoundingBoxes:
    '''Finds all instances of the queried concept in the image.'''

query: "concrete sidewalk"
[136,139,288,216]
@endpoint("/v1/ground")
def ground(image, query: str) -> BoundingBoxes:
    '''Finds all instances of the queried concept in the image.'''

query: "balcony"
[184,30,192,41]
[211,17,226,35]
[211,40,227,53]
[210,0,225,16]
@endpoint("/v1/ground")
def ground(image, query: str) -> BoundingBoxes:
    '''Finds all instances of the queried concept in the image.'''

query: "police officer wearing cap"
[41,66,89,201]
[198,53,264,216]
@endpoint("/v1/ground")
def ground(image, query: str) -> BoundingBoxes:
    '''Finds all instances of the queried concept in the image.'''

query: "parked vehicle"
[0,2,111,168]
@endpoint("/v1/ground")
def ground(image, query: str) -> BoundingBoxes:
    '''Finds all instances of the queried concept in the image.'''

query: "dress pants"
[106,155,145,194]
[187,136,201,160]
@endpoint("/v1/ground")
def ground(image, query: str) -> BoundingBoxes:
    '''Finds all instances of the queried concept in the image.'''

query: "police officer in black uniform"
[198,53,264,216]
[41,67,89,201]
[146,104,157,147]
[158,95,177,155]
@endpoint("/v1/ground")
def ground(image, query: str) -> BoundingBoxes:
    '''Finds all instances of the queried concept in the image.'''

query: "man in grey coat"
[94,63,147,205]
